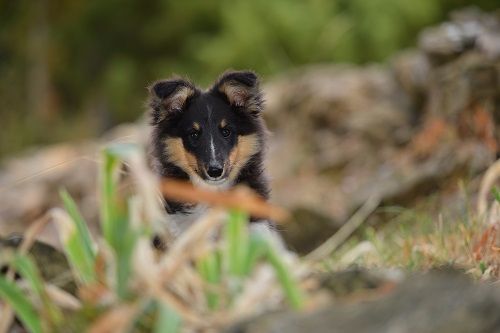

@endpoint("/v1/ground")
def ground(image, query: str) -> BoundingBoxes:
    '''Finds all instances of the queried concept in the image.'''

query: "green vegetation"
[0,0,497,157]
[0,144,302,332]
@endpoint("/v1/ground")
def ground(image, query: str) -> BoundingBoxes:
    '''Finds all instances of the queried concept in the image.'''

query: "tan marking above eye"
[220,119,227,128]
[193,122,200,131]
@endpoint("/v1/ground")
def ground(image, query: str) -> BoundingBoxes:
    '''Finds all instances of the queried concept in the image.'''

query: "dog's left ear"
[212,71,263,115]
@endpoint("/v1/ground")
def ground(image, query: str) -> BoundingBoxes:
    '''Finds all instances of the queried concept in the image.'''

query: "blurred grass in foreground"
[0,143,498,331]
[0,143,303,332]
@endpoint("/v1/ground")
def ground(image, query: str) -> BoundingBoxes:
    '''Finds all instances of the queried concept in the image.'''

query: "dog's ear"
[148,79,195,124]
[212,71,263,116]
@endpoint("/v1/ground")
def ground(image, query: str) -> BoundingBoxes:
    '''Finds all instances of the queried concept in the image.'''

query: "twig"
[0,155,93,194]
[44,283,82,311]
[87,303,139,333]
[152,284,208,327]
[159,209,226,281]
[160,179,289,222]
[305,196,381,262]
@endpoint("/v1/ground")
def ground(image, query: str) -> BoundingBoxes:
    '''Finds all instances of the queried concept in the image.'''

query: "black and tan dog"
[148,70,272,233]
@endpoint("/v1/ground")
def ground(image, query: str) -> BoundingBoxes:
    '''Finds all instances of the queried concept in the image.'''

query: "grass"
[329,189,500,279]
[0,143,304,332]
[0,141,498,332]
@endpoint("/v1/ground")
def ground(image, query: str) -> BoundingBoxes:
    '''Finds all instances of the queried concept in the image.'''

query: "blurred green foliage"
[0,0,497,157]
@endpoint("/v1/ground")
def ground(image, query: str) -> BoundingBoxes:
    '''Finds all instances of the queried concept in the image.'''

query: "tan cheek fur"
[228,134,260,181]
[164,137,199,177]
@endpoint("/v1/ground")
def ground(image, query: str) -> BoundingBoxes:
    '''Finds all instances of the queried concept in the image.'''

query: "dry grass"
[328,161,500,280]
[0,142,498,332]
[0,143,309,333]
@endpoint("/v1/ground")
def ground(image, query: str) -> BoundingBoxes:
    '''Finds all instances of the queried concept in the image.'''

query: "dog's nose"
[207,165,224,179]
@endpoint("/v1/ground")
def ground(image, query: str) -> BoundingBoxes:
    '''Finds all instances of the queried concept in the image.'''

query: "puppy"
[148,71,274,235]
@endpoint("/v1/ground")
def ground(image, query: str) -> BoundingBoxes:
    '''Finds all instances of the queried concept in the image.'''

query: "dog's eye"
[221,128,231,138]
[189,131,200,140]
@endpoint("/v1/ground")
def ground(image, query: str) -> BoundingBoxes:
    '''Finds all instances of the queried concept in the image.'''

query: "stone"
[228,270,500,333]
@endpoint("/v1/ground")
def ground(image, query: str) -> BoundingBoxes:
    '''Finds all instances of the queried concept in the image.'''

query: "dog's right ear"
[148,79,195,124]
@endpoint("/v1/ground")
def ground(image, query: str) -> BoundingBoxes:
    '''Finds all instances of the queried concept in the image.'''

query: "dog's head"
[149,71,265,187]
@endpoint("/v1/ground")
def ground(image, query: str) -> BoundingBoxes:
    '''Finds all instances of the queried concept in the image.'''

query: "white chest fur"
[168,204,209,234]
[168,206,284,250]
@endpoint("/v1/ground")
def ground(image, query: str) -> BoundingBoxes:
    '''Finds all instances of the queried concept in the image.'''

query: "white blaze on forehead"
[207,105,217,162]
[210,136,216,161]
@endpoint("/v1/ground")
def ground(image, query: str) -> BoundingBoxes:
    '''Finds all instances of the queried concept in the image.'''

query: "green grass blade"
[115,230,138,299]
[196,251,221,309]
[13,255,45,300]
[65,229,97,284]
[225,210,249,276]
[493,187,500,203]
[100,144,143,299]
[60,189,96,260]
[54,210,96,284]
[0,275,42,333]
[101,144,138,246]
[243,234,269,275]
[154,302,182,333]
[13,255,62,326]
[266,244,304,310]
[100,148,120,247]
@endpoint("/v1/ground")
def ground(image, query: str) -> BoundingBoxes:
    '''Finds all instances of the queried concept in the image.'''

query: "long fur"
[148,71,270,221]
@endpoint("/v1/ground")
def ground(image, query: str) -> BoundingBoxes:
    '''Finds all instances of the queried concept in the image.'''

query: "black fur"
[148,71,270,218]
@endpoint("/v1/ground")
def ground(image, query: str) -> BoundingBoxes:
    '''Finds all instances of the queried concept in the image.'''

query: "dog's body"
[148,71,272,233]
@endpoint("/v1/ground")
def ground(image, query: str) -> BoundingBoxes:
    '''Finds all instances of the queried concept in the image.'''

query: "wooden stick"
[305,196,380,262]
[160,179,289,223]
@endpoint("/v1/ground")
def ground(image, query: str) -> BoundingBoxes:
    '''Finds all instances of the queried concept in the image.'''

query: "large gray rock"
[228,270,500,333]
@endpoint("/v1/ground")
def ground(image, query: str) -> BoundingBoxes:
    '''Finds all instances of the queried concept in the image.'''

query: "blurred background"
[0,0,497,158]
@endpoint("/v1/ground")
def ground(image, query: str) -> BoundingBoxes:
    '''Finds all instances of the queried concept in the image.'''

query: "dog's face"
[149,71,265,187]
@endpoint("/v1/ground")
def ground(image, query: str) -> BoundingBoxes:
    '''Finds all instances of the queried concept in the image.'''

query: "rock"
[0,235,74,293]
[228,270,500,333]
[419,7,500,64]
[319,267,404,298]
[265,8,498,251]
[0,122,148,247]
[280,207,342,254]
[0,143,98,245]
[265,65,413,145]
